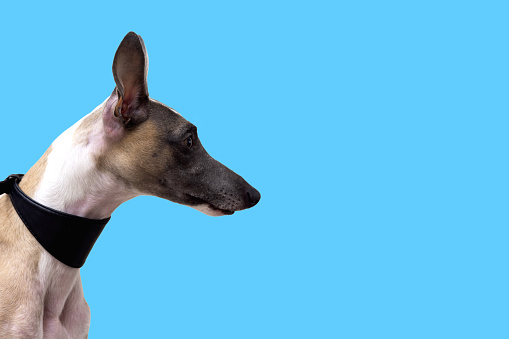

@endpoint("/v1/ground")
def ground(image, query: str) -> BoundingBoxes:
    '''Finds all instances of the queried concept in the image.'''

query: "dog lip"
[185,194,235,215]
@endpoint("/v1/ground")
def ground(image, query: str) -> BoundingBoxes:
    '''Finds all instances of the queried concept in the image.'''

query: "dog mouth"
[185,194,235,216]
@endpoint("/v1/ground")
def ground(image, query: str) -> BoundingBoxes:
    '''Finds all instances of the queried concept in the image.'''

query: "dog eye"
[185,136,193,149]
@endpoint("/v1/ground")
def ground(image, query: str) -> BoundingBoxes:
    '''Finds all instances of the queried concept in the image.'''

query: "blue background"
[1,1,507,338]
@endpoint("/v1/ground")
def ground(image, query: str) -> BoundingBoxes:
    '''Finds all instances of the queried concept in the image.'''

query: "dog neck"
[20,98,139,220]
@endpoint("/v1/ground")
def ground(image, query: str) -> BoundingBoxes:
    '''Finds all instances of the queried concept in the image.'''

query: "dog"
[0,32,260,338]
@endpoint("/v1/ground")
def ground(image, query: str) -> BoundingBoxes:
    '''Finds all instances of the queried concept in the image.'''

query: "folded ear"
[112,31,149,125]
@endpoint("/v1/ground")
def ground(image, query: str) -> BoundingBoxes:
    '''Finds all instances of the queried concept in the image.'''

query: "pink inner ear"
[118,99,132,124]
[103,94,126,139]
[121,101,129,117]
[113,89,133,123]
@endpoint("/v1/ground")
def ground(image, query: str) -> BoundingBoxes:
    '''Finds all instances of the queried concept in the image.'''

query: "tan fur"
[0,147,51,337]
[19,146,52,197]
[96,120,170,193]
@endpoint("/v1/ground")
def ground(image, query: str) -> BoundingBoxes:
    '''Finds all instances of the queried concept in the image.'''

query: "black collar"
[0,174,110,268]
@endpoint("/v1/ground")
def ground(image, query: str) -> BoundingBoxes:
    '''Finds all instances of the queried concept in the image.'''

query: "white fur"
[29,100,140,338]
[35,100,139,220]
[191,203,226,217]
[37,252,90,338]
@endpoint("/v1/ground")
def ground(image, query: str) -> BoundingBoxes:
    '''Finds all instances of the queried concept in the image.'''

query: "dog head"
[97,32,260,216]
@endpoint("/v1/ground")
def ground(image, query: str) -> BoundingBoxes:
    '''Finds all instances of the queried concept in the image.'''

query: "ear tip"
[119,32,146,51]
[114,32,146,63]
[126,31,138,37]
[124,31,142,41]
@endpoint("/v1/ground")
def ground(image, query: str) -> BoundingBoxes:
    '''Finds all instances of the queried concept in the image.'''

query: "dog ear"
[112,32,149,125]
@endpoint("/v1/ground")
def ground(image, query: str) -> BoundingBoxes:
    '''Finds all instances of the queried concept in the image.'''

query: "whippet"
[0,32,260,338]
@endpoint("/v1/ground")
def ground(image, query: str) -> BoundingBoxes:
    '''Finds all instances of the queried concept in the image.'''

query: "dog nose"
[246,187,261,207]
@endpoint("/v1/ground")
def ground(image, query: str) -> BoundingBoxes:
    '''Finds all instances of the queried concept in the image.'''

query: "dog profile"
[0,32,260,338]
